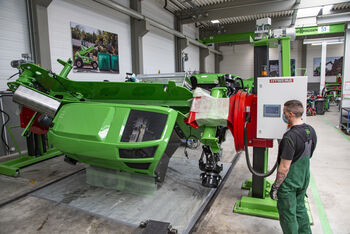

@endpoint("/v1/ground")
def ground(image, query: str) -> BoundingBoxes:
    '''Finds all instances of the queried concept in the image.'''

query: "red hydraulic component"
[20,107,49,134]
[227,91,273,152]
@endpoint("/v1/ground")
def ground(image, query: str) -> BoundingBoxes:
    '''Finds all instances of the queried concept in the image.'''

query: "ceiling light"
[211,19,220,24]
[297,7,322,18]
[322,5,333,15]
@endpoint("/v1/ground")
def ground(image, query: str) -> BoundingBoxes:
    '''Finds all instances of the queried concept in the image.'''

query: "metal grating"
[332,2,350,11]
[199,10,294,27]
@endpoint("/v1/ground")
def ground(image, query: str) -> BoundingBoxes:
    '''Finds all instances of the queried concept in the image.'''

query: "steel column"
[320,42,327,94]
[340,24,350,126]
[199,48,210,73]
[25,0,52,69]
[130,0,149,74]
[301,43,307,76]
[214,44,223,73]
[175,18,189,72]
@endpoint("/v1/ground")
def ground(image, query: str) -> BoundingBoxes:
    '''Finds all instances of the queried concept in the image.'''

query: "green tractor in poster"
[74,44,98,70]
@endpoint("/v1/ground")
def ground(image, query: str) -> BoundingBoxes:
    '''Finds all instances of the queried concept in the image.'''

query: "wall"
[47,0,132,82]
[219,40,303,78]
[219,44,254,78]
[0,0,30,91]
[142,0,175,74]
[183,24,199,72]
[306,43,344,83]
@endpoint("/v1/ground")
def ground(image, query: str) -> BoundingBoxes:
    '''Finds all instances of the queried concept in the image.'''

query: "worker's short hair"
[284,100,304,117]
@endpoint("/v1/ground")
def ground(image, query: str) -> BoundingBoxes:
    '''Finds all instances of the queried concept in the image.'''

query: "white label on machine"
[257,76,307,139]
[318,26,330,33]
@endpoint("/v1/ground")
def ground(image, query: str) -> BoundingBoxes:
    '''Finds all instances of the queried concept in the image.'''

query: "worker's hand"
[270,184,278,201]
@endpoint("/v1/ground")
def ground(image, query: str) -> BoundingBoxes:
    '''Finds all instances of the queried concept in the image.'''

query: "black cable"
[7,72,20,80]
[0,108,10,152]
[243,121,278,177]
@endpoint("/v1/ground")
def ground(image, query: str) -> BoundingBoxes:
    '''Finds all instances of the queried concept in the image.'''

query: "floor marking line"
[320,116,350,142]
[310,174,333,234]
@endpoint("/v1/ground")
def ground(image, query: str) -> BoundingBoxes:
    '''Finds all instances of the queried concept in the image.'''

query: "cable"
[0,108,10,152]
[243,120,278,177]
[7,72,20,80]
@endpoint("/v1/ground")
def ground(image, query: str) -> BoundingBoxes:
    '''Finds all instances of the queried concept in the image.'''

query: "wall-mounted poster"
[269,59,296,77]
[313,56,343,76]
[70,22,119,73]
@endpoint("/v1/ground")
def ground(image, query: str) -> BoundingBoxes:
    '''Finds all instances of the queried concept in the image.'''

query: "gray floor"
[194,105,350,234]
[0,105,349,234]
[30,158,231,234]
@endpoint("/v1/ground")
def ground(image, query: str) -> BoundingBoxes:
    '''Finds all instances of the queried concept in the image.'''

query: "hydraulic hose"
[243,121,278,177]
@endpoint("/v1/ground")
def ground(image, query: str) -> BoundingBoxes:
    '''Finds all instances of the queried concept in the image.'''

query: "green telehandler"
[74,44,98,69]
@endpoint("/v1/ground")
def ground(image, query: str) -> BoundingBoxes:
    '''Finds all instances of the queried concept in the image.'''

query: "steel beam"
[317,12,350,25]
[199,48,210,73]
[94,0,221,55]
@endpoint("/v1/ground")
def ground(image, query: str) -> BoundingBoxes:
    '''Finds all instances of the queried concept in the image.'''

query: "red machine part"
[20,107,49,134]
[185,96,200,128]
[227,91,273,152]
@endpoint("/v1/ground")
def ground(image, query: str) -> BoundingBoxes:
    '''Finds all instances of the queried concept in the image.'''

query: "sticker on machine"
[269,78,294,83]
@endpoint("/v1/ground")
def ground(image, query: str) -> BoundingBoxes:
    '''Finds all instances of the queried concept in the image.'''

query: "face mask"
[282,114,289,124]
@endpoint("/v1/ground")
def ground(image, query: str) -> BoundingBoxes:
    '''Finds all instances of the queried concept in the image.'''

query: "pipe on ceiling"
[93,0,222,55]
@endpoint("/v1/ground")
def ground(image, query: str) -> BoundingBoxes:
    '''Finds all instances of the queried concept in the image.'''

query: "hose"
[0,108,10,152]
[243,120,278,177]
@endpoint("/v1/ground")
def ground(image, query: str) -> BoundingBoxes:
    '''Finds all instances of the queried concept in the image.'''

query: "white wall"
[306,43,344,83]
[183,24,199,72]
[47,0,132,82]
[220,40,303,78]
[220,44,254,78]
[142,0,175,74]
[0,0,30,91]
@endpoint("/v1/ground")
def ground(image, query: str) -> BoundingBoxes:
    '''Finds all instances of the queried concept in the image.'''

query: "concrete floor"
[0,105,349,234]
[194,105,350,234]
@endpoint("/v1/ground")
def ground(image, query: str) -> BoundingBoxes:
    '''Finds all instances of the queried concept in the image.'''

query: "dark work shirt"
[278,123,317,164]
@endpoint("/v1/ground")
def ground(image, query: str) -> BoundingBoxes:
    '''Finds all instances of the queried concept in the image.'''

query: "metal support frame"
[320,42,327,94]
[130,0,149,74]
[340,24,350,126]
[175,17,190,72]
[0,116,61,177]
[25,0,52,69]
[281,38,291,77]
[301,43,307,76]
[214,44,223,73]
[94,0,221,55]
[199,48,210,73]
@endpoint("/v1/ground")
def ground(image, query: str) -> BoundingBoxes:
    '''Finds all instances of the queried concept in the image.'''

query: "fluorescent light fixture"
[297,7,322,18]
[304,37,344,45]
[211,19,220,24]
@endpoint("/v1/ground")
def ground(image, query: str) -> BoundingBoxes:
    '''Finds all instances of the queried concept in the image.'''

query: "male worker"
[270,100,317,234]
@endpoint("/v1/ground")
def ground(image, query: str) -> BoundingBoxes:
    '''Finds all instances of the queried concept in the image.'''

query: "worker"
[270,100,317,234]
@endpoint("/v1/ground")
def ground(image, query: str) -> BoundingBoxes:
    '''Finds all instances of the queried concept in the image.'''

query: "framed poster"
[313,56,343,76]
[71,22,119,73]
